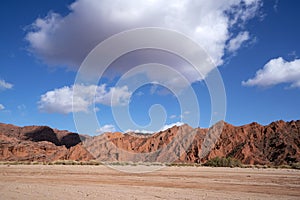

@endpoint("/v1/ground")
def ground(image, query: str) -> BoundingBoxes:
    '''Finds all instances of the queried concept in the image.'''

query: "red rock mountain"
[0,123,93,162]
[0,120,299,165]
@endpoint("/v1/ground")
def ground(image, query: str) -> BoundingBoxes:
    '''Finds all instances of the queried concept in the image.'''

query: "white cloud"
[93,107,100,112]
[227,31,250,52]
[160,122,184,131]
[169,114,177,119]
[242,57,300,88]
[150,84,158,95]
[95,85,132,106]
[125,122,184,134]
[125,122,184,133]
[184,111,190,115]
[0,104,5,110]
[38,84,132,114]
[169,111,190,120]
[0,79,13,90]
[96,124,116,133]
[125,129,154,134]
[135,91,144,96]
[25,0,261,76]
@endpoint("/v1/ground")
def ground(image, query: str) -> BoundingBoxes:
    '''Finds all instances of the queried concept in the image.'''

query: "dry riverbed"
[0,165,299,199]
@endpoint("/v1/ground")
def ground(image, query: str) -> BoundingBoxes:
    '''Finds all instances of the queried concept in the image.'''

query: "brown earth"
[0,165,299,200]
[0,120,299,165]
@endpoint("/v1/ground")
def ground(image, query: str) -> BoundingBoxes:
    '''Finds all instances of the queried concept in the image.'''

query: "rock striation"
[83,120,300,165]
[0,123,93,162]
[0,120,299,165]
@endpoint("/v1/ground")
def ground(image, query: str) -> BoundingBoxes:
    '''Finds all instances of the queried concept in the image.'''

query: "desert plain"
[0,165,299,200]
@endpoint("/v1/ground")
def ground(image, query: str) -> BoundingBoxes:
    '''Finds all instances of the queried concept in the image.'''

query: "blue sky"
[0,0,299,135]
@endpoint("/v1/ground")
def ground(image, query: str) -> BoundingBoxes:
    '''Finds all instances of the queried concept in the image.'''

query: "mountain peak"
[0,119,299,165]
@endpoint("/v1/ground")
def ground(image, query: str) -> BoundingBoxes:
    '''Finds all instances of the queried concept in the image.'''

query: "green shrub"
[31,161,41,165]
[291,162,300,169]
[51,160,78,165]
[204,157,242,167]
[166,163,197,167]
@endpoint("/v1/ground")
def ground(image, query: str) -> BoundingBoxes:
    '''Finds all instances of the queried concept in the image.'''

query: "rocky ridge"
[0,120,299,165]
[0,123,93,162]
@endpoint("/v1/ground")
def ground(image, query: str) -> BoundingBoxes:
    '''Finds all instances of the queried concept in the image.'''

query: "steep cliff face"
[0,120,299,165]
[0,123,93,162]
[84,124,196,162]
[198,120,300,165]
[83,120,300,165]
[0,123,83,147]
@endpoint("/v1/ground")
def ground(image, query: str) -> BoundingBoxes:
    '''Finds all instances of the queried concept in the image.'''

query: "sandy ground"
[0,165,299,200]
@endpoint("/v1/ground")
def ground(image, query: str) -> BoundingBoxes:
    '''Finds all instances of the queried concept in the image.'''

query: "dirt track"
[0,165,299,199]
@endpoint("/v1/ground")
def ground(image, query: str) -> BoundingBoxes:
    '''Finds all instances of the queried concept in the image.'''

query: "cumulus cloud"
[25,0,261,77]
[242,57,300,88]
[38,84,132,114]
[0,104,5,110]
[227,31,250,52]
[0,79,13,90]
[126,122,184,133]
[96,124,116,133]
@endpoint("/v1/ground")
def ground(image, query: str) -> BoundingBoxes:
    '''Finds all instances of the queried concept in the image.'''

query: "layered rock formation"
[203,120,300,165]
[0,120,299,165]
[0,123,93,162]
